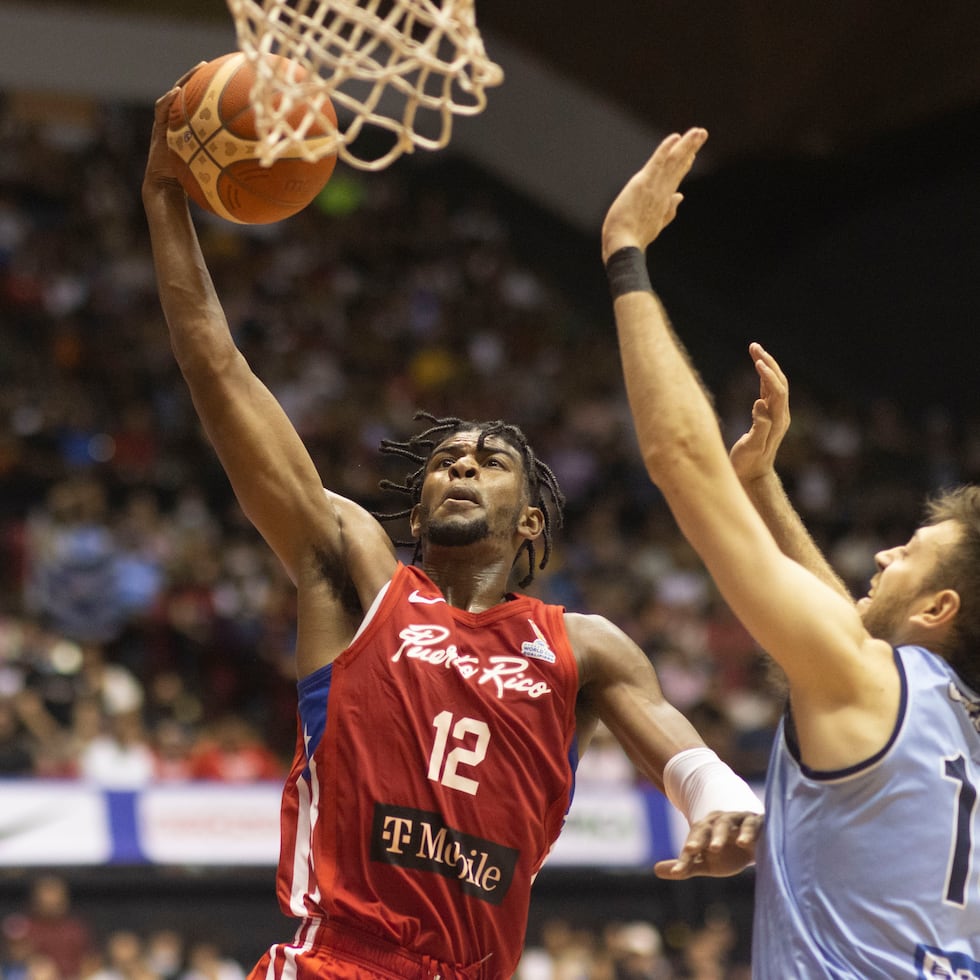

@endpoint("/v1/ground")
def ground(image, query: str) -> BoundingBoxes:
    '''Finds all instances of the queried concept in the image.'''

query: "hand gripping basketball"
[167,53,338,224]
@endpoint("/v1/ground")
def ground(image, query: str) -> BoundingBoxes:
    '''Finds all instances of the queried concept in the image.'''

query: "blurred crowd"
[3,89,980,795]
[518,913,749,980]
[1,876,246,980]
[2,83,978,980]
[1,874,745,980]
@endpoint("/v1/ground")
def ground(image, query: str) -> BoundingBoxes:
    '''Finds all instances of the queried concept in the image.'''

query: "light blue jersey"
[753,645,980,979]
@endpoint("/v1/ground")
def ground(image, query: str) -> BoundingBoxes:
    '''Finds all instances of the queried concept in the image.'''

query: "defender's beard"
[859,591,906,643]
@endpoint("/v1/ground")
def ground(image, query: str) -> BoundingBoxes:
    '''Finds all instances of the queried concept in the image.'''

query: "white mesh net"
[225,0,504,171]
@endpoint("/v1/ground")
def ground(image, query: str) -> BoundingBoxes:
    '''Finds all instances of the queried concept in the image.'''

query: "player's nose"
[449,455,478,478]
[874,547,895,570]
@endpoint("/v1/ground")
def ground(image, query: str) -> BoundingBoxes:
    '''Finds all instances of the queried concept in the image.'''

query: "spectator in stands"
[84,930,155,980]
[77,708,155,788]
[144,930,185,980]
[27,952,66,980]
[76,643,144,719]
[187,715,282,783]
[179,942,245,980]
[0,88,976,812]
[150,718,197,781]
[20,875,95,980]
[518,918,607,980]
[679,908,742,980]
[22,477,127,646]
[0,696,36,775]
[1,914,34,980]
[0,90,978,974]
[606,922,674,979]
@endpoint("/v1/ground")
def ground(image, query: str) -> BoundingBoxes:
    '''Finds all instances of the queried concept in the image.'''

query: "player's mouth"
[444,487,480,505]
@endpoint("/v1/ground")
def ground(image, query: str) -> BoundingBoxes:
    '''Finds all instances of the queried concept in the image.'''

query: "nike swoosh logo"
[408,590,446,604]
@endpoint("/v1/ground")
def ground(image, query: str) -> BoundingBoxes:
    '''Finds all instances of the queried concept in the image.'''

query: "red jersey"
[275,563,579,978]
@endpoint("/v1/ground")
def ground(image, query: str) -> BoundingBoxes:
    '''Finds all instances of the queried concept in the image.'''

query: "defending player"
[142,85,762,980]
[605,127,980,977]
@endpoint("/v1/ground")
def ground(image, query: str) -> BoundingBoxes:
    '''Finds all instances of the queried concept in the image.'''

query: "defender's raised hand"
[601,127,708,263]
[729,342,790,485]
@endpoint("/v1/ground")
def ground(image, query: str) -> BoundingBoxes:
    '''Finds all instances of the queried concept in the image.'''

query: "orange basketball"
[167,53,338,224]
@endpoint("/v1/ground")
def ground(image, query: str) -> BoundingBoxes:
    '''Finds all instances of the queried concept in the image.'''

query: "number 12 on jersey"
[428,711,490,796]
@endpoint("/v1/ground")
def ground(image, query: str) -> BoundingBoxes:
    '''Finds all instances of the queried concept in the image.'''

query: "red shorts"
[248,920,493,980]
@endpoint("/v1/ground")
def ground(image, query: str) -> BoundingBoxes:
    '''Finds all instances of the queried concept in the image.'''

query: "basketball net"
[224,0,504,171]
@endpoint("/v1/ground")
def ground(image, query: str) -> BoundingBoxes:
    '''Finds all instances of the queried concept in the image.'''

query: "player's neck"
[421,549,515,612]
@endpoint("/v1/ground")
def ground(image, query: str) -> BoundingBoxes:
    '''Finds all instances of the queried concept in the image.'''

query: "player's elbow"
[641,431,716,492]
[174,329,246,385]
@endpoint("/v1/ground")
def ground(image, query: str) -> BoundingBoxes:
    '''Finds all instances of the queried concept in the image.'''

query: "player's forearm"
[742,470,852,600]
[143,185,238,377]
[613,287,729,491]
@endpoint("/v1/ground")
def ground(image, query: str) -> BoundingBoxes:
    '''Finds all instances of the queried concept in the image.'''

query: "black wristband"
[605,246,652,299]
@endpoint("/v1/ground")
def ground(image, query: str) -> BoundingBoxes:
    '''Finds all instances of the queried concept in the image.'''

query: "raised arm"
[142,86,397,661]
[601,131,898,770]
[729,342,851,600]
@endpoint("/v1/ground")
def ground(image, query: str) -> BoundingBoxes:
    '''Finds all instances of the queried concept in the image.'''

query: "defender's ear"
[409,504,422,540]
[910,588,961,630]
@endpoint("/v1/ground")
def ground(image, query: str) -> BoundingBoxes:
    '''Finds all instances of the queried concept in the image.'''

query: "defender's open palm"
[729,342,790,484]
[601,127,708,262]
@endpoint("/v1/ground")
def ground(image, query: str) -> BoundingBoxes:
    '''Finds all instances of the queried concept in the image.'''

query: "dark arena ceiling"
[41,0,980,166]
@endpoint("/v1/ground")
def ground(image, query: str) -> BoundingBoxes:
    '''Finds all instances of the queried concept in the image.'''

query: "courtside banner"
[0,780,759,867]
[0,783,112,864]
[137,784,281,865]
[547,786,655,867]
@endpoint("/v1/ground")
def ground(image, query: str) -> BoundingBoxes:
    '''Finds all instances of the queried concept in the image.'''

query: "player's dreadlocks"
[374,411,565,588]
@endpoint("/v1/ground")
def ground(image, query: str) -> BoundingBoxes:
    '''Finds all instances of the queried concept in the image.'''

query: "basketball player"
[604,126,980,977]
[142,87,762,980]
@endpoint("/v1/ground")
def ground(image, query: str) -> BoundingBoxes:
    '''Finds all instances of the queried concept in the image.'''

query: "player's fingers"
[751,397,773,423]
[757,353,787,390]
[675,128,708,170]
[675,126,708,153]
[640,135,681,184]
[653,858,689,880]
[757,365,788,408]
[708,814,742,851]
[154,88,179,120]
[752,343,788,390]
[737,813,764,846]
[652,132,683,162]
[663,193,683,226]
[658,846,706,879]
[736,408,772,456]
[751,350,783,401]
[755,347,787,388]
[650,129,705,181]
[673,827,711,869]
[174,61,207,88]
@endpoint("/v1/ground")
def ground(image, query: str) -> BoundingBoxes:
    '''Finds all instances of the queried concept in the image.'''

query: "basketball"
[166,53,338,224]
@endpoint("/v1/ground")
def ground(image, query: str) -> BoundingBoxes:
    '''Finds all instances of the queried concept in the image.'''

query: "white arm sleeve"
[663,746,764,824]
